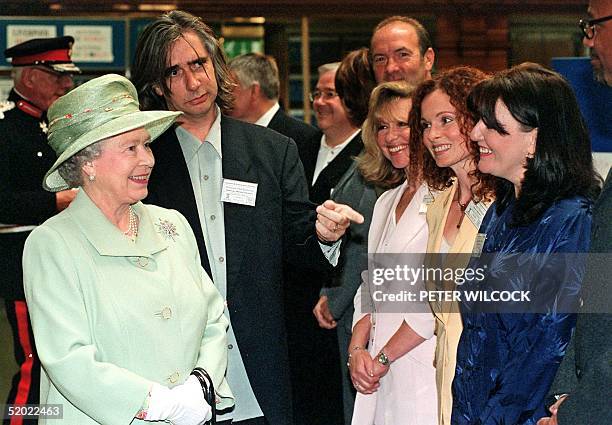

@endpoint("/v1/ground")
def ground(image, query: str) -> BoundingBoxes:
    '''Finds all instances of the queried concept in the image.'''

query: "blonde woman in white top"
[349,81,437,425]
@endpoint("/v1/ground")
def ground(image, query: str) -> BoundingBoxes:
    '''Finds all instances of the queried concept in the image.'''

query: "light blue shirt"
[176,108,263,421]
[176,107,341,421]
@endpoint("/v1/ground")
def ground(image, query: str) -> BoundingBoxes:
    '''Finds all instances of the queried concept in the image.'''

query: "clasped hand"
[536,395,567,425]
[145,375,212,425]
[348,349,389,394]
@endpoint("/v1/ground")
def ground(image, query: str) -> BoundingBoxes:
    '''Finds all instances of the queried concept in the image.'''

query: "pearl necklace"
[124,205,139,239]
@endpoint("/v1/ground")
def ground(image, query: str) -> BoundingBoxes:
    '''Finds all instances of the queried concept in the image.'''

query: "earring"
[89,174,96,182]
[526,152,534,159]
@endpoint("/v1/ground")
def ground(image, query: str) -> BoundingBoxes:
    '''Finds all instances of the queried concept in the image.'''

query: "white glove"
[145,376,212,424]
[170,375,212,424]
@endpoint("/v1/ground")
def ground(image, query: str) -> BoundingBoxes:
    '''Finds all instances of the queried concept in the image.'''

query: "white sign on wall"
[6,25,57,49]
[64,25,114,62]
[0,78,14,101]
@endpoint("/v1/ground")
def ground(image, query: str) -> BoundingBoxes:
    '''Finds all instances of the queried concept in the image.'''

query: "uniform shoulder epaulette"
[0,100,16,119]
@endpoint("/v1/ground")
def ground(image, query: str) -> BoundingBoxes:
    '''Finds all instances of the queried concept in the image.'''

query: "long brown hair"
[335,48,376,127]
[131,10,235,113]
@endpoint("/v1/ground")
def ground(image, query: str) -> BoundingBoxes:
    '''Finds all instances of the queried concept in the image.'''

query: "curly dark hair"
[335,48,377,127]
[131,10,235,113]
[467,62,601,226]
[408,66,495,202]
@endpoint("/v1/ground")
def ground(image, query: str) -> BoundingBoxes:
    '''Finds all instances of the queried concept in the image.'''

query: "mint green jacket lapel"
[68,189,168,258]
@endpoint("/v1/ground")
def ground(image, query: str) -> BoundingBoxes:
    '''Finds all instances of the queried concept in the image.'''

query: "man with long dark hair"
[131,11,362,425]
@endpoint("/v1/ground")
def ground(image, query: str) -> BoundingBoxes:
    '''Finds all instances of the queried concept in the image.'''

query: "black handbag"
[191,367,216,425]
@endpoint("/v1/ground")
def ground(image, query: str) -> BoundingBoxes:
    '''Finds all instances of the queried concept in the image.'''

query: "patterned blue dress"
[451,196,593,425]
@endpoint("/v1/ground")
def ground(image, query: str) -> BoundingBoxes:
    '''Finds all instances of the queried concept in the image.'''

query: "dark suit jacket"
[282,130,362,425]
[295,130,364,205]
[0,89,54,411]
[268,108,319,150]
[551,168,612,425]
[0,90,57,300]
[145,115,330,425]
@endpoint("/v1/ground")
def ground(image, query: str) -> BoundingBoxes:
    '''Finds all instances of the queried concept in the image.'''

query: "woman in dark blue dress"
[451,63,602,425]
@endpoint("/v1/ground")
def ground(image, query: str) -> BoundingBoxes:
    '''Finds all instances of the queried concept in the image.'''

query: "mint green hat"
[43,73,181,192]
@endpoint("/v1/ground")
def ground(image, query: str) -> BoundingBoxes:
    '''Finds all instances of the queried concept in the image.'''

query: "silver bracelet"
[346,346,365,368]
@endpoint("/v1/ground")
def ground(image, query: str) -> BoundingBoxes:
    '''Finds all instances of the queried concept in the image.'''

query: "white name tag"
[472,233,487,257]
[221,179,258,206]
[419,192,435,214]
[423,192,435,205]
[465,201,487,229]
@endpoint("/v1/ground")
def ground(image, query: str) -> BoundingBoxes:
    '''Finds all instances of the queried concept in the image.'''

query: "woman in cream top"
[408,67,495,425]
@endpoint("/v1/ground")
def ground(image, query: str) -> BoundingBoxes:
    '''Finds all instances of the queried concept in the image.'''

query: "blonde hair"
[357,80,416,188]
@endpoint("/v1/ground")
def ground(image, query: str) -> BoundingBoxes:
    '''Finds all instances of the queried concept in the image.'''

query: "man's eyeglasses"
[579,14,612,40]
[309,90,338,102]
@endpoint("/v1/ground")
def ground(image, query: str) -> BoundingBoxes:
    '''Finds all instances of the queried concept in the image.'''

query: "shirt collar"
[255,103,280,127]
[320,129,360,151]
[175,105,223,162]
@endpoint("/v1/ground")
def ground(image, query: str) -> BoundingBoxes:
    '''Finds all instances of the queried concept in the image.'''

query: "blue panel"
[1,19,126,69]
[129,18,155,68]
[552,57,612,153]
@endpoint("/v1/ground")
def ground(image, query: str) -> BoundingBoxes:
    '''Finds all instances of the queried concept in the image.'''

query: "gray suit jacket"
[320,162,379,425]
[323,162,379,332]
[551,167,612,424]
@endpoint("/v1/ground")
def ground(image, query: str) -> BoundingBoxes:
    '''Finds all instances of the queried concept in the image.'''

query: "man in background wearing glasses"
[580,0,612,85]
[539,1,612,424]
[302,63,362,203]
[0,36,80,424]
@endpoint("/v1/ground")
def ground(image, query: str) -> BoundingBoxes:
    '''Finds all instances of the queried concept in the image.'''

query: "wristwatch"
[376,350,390,366]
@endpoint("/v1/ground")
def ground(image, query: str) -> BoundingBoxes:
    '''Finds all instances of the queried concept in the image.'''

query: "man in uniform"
[0,36,79,424]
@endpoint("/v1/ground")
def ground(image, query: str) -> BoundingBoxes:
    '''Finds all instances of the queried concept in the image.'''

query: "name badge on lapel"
[472,233,486,257]
[465,201,487,229]
[221,179,258,206]
[419,192,435,214]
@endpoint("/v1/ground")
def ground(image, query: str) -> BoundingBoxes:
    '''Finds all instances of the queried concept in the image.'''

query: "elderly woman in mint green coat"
[22,74,234,425]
